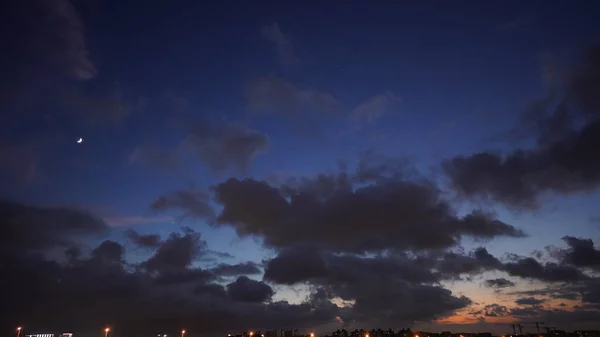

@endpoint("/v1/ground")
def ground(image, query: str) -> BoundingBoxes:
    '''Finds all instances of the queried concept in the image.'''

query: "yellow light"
[250,332,254,336]
[311,334,315,337]
[105,328,110,332]
[366,334,369,337]
[182,331,186,335]
[17,328,22,331]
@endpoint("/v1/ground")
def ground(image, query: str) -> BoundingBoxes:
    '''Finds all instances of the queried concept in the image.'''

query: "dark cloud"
[153,268,216,286]
[5,199,600,332]
[510,305,600,325]
[210,262,262,277]
[484,278,516,288]
[263,245,470,325]
[483,304,510,317]
[560,236,600,270]
[507,285,581,302]
[92,240,124,263]
[125,229,162,248]
[208,164,524,252]
[226,276,275,303]
[0,200,108,250]
[0,207,337,334]
[436,247,502,278]
[443,44,600,209]
[515,297,546,305]
[263,246,329,285]
[151,188,215,221]
[142,228,206,273]
[502,257,589,282]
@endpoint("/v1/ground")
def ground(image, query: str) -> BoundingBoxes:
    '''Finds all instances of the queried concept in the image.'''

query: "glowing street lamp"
[311,333,315,337]
[249,332,254,337]
[104,328,110,337]
[17,327,22,337]
[181,330,186,337]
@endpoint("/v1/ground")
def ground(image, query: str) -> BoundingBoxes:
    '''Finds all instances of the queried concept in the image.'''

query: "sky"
[1,0,600,336]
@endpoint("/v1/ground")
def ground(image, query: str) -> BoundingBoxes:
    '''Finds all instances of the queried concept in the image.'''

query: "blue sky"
[2,0,600,332]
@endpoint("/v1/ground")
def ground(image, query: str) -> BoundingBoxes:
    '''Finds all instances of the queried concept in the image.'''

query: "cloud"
[484,278,516,288]
[125,230,163,248]
[184,122,269,174]
[347,91,401,129]
[0,200,108,250]
[0,0,96,117]
[483,304,510,317]
[436,247,503,278]
[261,23,300,68]
[263,245,470,325]
[227,276,275,303]
[0,219,338,334]
[4,198,600,331]
[209,169,524,252]
[443,44,600,209]
[338,91,402,139]
[515,297,546,305]
[132,122,269,176]
[104,216,173,227]
[560,236,600,271]
[510,305,600,324]
[151,188,215,221]
[141,228,207,273]
[245,76,345,116]
[211,262,262,277]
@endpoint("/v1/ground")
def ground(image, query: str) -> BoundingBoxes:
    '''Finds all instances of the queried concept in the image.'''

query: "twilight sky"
[2,0,600,336]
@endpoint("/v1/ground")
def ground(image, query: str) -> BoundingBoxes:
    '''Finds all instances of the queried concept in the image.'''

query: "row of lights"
[16,327,187,337]
[231,332,316,337]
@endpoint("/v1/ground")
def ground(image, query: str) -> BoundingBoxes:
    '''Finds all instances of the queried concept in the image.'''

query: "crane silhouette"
[522,322,545,334]
[495,324,524,335]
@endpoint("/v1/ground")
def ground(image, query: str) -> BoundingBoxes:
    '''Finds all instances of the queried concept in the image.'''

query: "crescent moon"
[77,138,83,143]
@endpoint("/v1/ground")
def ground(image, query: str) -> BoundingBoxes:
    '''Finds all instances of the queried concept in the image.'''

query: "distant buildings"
[224,328,600,337]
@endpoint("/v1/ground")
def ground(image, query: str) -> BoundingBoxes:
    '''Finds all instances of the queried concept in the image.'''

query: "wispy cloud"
[245,76,345,116]
[261,22,300,69]
[104,216,174,227]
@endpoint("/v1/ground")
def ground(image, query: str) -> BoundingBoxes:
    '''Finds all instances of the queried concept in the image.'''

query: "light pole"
[104,327,110,337]
[181,330,186,337]
[17,327,22,337]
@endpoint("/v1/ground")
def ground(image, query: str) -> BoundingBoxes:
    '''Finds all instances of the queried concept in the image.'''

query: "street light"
[181,330,186,337]
[311,333,315,337]
[104,328,110,337]
[17,327,22,337]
